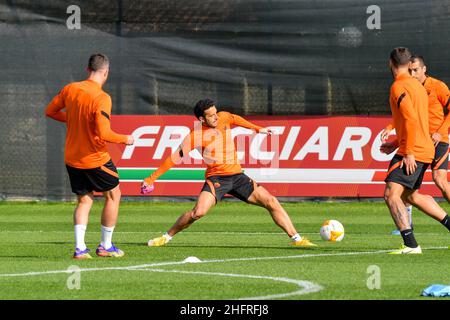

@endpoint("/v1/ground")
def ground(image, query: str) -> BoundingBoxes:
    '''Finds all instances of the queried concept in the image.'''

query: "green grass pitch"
[0,201,448,300]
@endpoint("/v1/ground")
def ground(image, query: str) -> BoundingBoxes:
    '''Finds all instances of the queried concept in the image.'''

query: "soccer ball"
[320,220,345,242]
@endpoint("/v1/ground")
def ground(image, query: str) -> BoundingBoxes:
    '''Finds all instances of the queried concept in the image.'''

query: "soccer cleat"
[147,235,170,247]
[291,237,317,247]
[391,229,401,235]
[96,243,125,257]
[388,244,422,254]
[73,248,92,260]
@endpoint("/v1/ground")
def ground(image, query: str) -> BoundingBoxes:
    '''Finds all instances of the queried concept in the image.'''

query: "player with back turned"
[45,53,134,259]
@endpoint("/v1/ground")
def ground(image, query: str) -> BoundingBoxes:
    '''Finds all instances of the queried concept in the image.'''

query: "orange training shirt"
[45,79,128,169]
[423,76,450,143]
[389,73,434,163]
[144,111,263,184]
[385,75,450,143]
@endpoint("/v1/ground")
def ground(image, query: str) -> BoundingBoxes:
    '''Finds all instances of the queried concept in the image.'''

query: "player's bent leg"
[384,182,410,231]
[433,169,450,203]
[96,186,124,257]
[247,186,316,247]
[405,189,447,222]
[385,185,422,254]
[101,185,121,227]
[73,192,94,259]
[74,193,94,225]
[148,191,216,247]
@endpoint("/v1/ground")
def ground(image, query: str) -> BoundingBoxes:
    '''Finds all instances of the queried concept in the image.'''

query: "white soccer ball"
[320,220,345,242]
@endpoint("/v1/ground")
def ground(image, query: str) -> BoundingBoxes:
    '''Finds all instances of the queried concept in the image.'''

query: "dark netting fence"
[1,0,450,199]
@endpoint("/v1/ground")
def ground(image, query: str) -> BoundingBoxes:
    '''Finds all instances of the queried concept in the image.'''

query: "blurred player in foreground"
[380,48,450,254]
[381,54,450,235]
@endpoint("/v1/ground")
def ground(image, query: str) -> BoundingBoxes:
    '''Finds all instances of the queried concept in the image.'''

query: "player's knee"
[78,194,93,205]
[192,207,207,219]
[433,176,447,191]
[384,188,399,205]
[105,187,121,202]
[265,196,280,210]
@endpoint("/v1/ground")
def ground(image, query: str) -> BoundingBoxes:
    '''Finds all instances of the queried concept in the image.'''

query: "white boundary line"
[0,230,446,236]
[0,247,446,278]
[130,268,323,300]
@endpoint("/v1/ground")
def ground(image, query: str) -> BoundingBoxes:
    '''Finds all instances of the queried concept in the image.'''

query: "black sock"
[400,229,418,248]
[440,215,450,232]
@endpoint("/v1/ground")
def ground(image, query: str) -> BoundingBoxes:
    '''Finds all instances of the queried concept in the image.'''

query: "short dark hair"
[389,47,412,68]
[410,55,425,66]
[88,53,109,72]
[194,99,215,119]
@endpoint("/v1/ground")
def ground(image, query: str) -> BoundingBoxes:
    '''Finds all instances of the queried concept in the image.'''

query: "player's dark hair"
[410,55,425,66]
[88,53,109,72]
[389,47,412,67]
[194,99,215,119]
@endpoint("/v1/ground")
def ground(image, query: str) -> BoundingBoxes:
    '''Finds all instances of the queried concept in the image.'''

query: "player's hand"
[400,154,417,175]
[431,132,442,146]
[380,128,391,142]
[380,142,397,155]
[126,135,134,145]
[259,128,273,135]
[140,180,155,195]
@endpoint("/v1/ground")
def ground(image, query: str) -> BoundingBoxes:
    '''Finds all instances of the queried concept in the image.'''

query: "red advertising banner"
[109,115,447,197]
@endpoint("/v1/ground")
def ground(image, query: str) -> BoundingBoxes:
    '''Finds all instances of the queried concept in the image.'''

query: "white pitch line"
[0,231,292,235]
[130,268,323,300]
[0,230,446,236]
[0,247,446,278]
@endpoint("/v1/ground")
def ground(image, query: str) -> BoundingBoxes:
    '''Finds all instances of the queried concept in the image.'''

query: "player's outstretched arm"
[141,132,195,194]
[229,113,265,132]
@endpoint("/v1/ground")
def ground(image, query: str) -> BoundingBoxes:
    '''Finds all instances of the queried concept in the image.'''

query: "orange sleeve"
[436,81,450,135]
[144,131,196,185]
[393,84,418,155]
[227,112,263,132]
[45,86,68,122]
[94,95,128,144]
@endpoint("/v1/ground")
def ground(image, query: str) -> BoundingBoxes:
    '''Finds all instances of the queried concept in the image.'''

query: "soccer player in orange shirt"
[380,48,450,254]
[45,53,134,259]
[381,55,450,235]
[140,99,316,247]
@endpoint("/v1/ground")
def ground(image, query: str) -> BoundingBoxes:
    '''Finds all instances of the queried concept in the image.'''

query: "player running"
[381,47,450,254]
[381,55,450,235]
[140,99,316,247]
[45,53,134,259]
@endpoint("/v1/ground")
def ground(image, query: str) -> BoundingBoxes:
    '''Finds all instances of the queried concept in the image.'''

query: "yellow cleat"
[148,235,170,247]
[291,237,318,247]
[388,244,422,254]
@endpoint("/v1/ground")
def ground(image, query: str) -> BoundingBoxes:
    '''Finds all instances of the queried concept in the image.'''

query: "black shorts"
[384,154,429,190]
[431,142,449,170]
[66,159,120,195]
[201,173,258,203]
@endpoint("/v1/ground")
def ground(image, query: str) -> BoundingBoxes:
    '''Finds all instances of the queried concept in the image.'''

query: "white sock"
[291,233,302,242]
[101,225,115,249]
[163,232,172,242]
[406,205,413,226]
[74,224,87,251]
